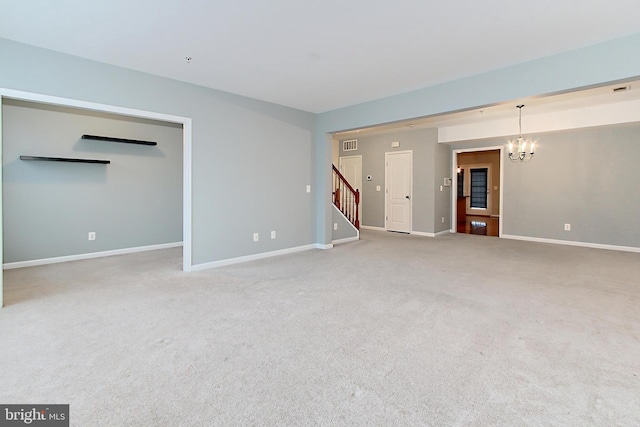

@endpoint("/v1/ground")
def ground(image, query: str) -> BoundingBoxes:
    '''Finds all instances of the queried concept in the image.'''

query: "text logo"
[1,405,68,427]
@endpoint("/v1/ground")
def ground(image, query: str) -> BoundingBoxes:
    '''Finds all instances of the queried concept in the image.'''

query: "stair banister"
[332,165,360,230]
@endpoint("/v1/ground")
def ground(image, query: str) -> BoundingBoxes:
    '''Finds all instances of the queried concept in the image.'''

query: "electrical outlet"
[564,224,571,231]
[306,185,311,193]
[271,230,276,239]
[253,232,259,242]
[88,232,96,241]
[333,223,338,230]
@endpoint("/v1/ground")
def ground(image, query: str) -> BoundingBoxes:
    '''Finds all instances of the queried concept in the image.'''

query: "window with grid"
[470,168,488,209]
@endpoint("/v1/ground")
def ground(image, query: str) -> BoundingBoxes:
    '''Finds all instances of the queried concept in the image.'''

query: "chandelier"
[508,105,535,161]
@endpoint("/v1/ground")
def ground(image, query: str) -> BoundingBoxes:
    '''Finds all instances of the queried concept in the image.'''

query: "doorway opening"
[452,147,503,237]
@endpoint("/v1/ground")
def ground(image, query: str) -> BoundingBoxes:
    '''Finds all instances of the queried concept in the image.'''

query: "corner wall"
[0,38,315,268]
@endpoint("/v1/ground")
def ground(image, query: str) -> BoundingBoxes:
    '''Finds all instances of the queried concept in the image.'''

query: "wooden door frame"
[452,146,503,237]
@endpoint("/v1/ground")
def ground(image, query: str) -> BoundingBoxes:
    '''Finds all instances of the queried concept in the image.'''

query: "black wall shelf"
[82,134,157,146]
[20,155,110,164]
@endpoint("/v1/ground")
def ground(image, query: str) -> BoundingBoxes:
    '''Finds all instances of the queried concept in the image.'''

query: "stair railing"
[332,165,360,229]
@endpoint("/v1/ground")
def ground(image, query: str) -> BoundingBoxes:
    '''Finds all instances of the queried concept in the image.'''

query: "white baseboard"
[410,230,450,238]
[3,242,183,270]
[360,225,386,232]
[361,227,449,238]
[411,231,435,237]
[315,243,333,250]
[332,235,360,245]
[501,234,640,254]
[191,244,321,271]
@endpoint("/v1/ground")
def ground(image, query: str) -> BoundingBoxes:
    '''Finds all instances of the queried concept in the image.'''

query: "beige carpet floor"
[1,230,639,426]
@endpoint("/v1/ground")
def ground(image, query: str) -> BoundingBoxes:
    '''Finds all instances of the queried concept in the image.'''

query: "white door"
[339,155,362,222]
[385,151,412,233]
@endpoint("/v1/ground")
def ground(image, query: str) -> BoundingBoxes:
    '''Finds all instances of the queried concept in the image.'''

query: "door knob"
[405,196,410,199]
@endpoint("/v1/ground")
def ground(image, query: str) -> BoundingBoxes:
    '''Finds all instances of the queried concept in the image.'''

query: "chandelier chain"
[517,104,524,138]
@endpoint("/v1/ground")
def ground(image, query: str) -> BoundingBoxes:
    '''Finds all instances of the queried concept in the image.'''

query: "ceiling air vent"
[342,139,358,152]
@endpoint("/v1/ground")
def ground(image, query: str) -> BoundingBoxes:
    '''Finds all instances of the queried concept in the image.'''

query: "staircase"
[332,164,360,230]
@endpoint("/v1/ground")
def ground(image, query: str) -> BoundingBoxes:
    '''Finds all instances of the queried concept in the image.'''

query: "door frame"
[452,146,503,237]
[0,87,193,307]
[385,150,413,232]
[338,154,363,223]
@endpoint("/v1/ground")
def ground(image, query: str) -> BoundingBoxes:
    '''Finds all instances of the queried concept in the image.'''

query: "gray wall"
[433,143,452,233]
[502,123,640,247]
[331,205,357,241]
[339,128,448,234]
[0,38,315,267]
[2,100,183,263]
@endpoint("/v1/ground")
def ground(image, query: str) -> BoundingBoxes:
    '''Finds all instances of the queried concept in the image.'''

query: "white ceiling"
[1,0,639,114]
